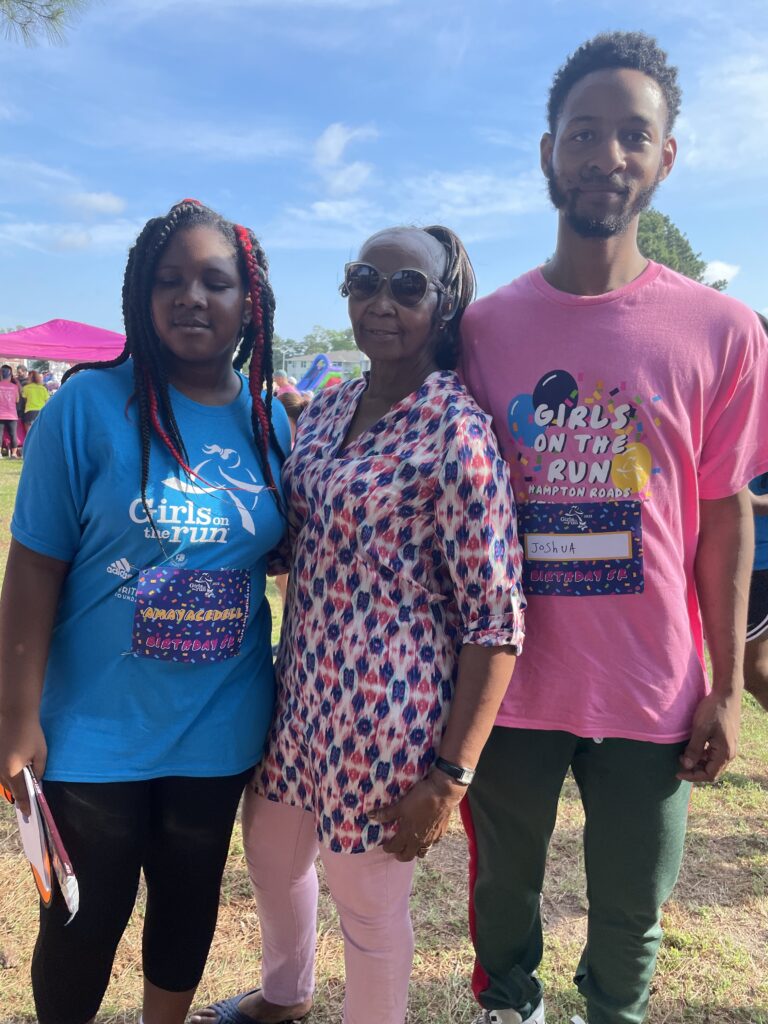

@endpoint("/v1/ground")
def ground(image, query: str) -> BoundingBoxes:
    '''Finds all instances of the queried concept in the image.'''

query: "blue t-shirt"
[12,361,290,782]
[751,473,768,571]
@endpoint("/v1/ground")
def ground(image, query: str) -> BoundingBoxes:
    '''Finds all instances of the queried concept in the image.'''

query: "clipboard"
[13,766,53,906]
[9,766,79,922]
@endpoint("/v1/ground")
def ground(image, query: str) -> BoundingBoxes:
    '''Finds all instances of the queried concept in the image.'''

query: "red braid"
[144,372,242,494]
[144,371,198,480]
[234,225,281,497]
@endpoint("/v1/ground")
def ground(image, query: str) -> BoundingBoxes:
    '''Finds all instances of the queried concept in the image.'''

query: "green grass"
[1,459,767,1021]
[265,577,283,648]
[0,460,21,569]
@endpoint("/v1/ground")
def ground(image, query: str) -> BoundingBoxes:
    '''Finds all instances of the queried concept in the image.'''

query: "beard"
[546,160,662,238]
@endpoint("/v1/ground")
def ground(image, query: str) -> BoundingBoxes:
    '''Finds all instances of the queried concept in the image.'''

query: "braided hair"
[63,199,284,541]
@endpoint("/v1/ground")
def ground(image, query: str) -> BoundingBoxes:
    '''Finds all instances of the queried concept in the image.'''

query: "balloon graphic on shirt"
[507,394,542,448]
[532,369,579,412]
[610,442,653,494]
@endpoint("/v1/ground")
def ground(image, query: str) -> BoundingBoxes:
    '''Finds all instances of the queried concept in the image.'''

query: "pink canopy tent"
[0,319,125,364]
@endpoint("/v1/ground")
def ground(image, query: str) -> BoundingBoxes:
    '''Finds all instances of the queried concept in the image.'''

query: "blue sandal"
[200,988,309,1024]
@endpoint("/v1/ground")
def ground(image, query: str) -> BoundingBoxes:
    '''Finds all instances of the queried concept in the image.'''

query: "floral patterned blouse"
[257,371,525,852]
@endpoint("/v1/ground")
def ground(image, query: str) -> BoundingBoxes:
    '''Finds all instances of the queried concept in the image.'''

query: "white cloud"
[100,118,303,162]
[0,219,143,254]
[0,157,78,198]
[176,126,301,160]
[0,102,18,122]
[266,196,382,249]
[703,261,740,285]
[399,168,546,224]
[67,191,127,216]
[313,122,378,196]
[323,161,373,196]
[315,123,378,168]
[477,127,521,148]
[678,46,768,176]
[52,229,93,251]
[290,198,375,223]
[268,164,548,249]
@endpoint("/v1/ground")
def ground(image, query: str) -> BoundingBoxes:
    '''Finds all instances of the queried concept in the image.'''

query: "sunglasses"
[341,262,450,309]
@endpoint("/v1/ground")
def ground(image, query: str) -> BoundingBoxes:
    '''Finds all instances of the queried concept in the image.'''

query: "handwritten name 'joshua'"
[528,539,577,557]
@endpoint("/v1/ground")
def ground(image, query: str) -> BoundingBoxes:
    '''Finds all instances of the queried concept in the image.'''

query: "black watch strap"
[434,756,475,786]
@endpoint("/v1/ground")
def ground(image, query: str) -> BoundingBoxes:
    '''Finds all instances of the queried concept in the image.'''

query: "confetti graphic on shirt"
[132,567,250,663]
[505,370,676,597]
[520,500,644,597]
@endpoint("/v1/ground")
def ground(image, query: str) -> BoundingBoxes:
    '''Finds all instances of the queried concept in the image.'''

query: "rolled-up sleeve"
[434,408,526,652]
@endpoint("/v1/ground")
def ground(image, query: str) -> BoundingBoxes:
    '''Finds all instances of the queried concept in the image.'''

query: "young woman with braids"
[0,200,290,1024]
[193,226,526,1024]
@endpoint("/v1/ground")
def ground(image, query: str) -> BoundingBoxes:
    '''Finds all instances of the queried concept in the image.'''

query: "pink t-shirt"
[461,261,768,742]
[0,380,20,421]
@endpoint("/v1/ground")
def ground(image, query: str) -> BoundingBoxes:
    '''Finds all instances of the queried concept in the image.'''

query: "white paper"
[14,767,53,904]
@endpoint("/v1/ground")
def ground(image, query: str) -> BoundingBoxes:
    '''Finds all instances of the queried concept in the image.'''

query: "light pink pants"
[242,789,416,1024]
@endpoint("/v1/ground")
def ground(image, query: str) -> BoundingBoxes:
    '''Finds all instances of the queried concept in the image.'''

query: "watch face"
[436,759,474,784]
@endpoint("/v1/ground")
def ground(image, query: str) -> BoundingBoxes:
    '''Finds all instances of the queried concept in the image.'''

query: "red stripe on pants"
[460,793,490,1003]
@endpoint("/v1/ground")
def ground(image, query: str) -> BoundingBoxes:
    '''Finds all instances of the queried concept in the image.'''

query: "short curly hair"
[547,31,681,136]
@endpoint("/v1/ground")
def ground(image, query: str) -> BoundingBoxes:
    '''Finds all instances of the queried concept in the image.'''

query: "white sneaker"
[471,1000,545,1024]
[571,1017,587,1023]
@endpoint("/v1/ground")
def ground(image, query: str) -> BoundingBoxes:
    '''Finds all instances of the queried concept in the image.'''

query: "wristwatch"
[434,756,475,786]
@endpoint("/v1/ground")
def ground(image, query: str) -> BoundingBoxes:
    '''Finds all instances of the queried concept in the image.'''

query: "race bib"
[519,501,644,597]
[132,568,250,663]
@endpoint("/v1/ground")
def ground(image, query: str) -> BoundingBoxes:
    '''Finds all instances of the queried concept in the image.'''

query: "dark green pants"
[462,728,691,1024]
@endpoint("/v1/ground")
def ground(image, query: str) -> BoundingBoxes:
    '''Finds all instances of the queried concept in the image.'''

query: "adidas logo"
[107,557,135,581]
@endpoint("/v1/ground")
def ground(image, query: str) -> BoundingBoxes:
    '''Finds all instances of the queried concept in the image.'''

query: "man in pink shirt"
[460,31,768,1024]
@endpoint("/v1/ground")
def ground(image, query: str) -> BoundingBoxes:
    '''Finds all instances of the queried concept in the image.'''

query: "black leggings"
[0,418,18,446]
[32,771,252,1024]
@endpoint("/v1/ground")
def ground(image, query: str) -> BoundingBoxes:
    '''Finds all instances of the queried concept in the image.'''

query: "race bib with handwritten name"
[132,567,250,663]
[519,500,644,597]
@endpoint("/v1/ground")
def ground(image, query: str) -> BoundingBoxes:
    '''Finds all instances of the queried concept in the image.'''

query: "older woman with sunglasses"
[194,226,525,1024]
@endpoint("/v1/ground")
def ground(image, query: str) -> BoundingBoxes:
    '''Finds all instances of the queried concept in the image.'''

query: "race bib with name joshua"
[132,567,250,663]
[518,500,644,597]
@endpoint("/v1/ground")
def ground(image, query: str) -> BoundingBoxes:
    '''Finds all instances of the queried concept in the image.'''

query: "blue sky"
[2,0,767,343]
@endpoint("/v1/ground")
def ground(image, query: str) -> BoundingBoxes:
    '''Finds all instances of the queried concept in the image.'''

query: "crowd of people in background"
[0,362,61,457]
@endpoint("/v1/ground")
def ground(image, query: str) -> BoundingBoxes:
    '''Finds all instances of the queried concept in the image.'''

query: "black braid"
[262,317,284,470]
[135,378,161,547]
[133,206,194,470]
[246,227,284,465]
[64,199,285,542]
[61,348,130,383]
[231,224,286,513]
